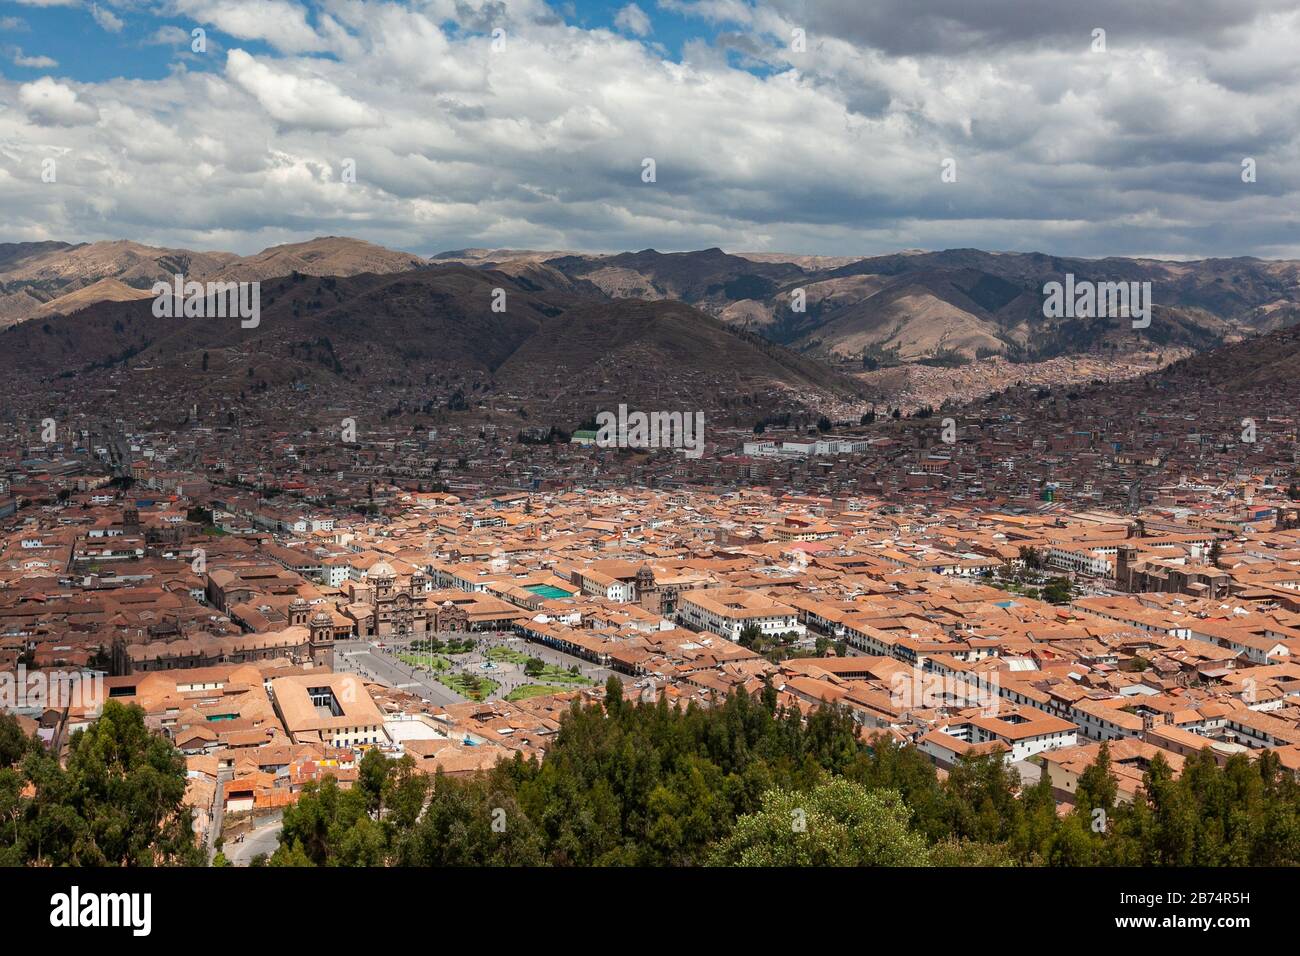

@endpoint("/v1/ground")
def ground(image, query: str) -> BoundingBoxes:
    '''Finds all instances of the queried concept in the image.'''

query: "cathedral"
[344,561,433,638]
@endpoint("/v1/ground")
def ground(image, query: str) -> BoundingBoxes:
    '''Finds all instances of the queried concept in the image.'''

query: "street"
[334,639,465,706]
[225,811,283,866]
[206,767,231,864]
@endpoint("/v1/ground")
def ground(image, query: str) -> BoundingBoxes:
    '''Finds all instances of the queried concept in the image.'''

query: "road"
[334,639,465,706]
[206,767,231,864]
[225,811,283,866]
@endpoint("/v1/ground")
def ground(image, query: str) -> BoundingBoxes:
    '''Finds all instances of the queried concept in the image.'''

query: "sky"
[1,0,1298,259]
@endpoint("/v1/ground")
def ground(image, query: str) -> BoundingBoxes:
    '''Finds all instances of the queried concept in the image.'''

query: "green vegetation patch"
[505,684,562,702]
[438,672,499,701]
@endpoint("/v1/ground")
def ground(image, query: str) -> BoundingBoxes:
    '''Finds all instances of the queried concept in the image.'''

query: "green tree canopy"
[0,702,200,866]
[708,779,930,866]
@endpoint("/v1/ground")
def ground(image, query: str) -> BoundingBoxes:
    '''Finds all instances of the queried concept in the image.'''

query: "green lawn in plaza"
[398,652,451,672]
[504,684,563,702]
[438,672,499,701]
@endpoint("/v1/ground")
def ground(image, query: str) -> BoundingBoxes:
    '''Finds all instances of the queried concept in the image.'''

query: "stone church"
[344,561,433,638]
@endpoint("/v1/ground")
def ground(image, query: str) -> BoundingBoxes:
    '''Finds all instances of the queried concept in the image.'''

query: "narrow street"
[207,768,230,864]
[225,811,284,866]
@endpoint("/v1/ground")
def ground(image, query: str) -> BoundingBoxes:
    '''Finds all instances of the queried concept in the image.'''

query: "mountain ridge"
[7,237,1300,367]
[0,264,865,425]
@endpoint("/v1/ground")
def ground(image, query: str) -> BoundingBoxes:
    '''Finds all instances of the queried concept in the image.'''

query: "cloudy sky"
[1,0,1298,258]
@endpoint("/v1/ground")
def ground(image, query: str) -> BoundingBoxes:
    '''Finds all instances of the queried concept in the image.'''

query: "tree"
[396,773,543,866]
[13,701,201,866]
[929,839,1017,866]
[257,682,1300,869]
[382,755,429,835]
[1043,577,1073,605]
[1048,812,1100,865]
[708,779,930,866]
[941,752,1024,845]
[1075,741,1118,818]
[186,505,213,526]
[603,675,624,717]
[274,774,369,866]
[1010,761,1063,863]
[0,713,32,769]
[357,747,390,816]
[1140,752,1197,865]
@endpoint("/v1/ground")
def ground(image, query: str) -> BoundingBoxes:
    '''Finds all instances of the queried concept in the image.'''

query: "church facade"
[345,562,435,638]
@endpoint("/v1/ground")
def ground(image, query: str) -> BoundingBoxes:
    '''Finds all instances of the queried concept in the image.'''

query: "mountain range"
[0,262,864,423]
[509,247,1276,362]
[6,237,1299,370]
[0,237,420,328]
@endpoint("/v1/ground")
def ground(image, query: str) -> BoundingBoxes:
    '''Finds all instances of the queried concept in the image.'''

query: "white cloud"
[146,26,192,45]
[0,0,1299,259]
[166,0,328,54]
[13,50,59,68]
[90,3,124,33]
[17,77,100,126]
[614,3,652,37]
[225,48,379,130]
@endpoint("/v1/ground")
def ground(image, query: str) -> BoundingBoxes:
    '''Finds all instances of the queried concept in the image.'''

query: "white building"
[677,587,805,642]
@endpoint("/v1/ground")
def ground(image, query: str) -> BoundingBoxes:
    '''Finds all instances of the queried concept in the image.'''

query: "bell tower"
[636,563,660,612]
[309,610,335,668]
[371,562,396,599]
